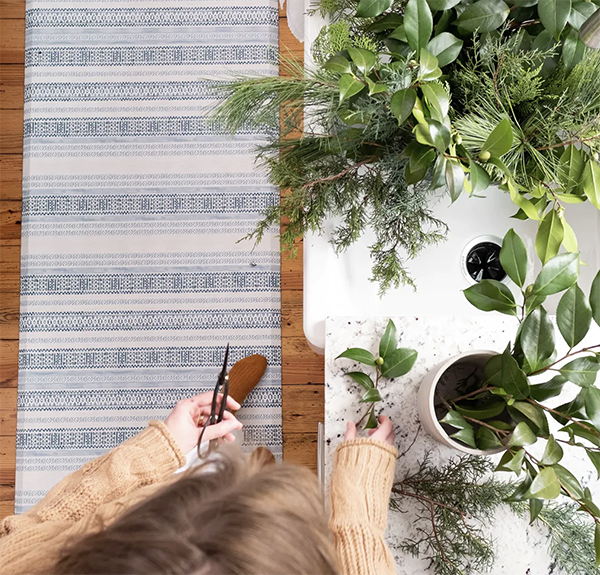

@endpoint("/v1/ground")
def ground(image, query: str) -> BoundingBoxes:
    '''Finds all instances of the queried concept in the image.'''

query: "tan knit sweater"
[0,421,397,575]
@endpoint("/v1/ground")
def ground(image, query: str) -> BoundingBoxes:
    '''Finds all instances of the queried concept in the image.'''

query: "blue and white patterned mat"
[17,0,281,513]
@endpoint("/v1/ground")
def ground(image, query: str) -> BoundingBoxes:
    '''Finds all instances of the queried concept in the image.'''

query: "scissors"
[197,343,230,459]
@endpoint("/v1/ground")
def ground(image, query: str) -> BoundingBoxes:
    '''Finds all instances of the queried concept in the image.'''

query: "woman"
[0,392,397,575]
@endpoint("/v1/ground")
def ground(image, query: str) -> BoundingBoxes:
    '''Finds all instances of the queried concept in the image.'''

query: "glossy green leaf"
[434,9,455,33]
[360,388,383,403]
[541,435,564,465]
[482,118,513,156]
[525,293,547,315]
[533,252,579,296]
[418,48,441,79]
[346,371,374,391]
[585,386,600,430]
[366,78,389,95]
[336,347,377,366]
[405,0,433,53]
[356,0,393,17]
[410,143,437,172]
[405,161,428,185]
[348,47,377,74]
[496,448,526,474]
[390,88,416,125]
[500,349,531,399]
[558,145,584,190]
[364,407,378,429]
[587,450,600,479]
[554,464,585,498]
[476,426,502,450]
[431,155,447,189]
[592,270,600,328]
[470,162,492,195]
[595,523,600,568]
[368,13,404,31]
[560,422,600,447]
[427,0,461,9]
[569,1,598,29]
[339,74,365,104]
[582,160,600,209]
[562,27,587,71]
[529,375,567,401]
[559,356,600,386]
[500,228,528,288]
[379,319,398,359]
[428,119,452,152]
[538,0,572,38]
[508,421,537,447]
[421,82,450,119]
[450,426,478,448]
[529,499,544,523]
[535,210,564,265]
[505,472,533,500]
[381,347,418,377]
[528,467,561,499]
[455,0,510,32]
[562,219,579,253]
[445,159,465,202]
[425,32,463,67]
[511,401,549,434]
[325,55,352,74]
[455,400,506,420]
[440,409,471,429]
[580,8,600,49]
[388,25,409,41]
[557,284,592,348]
[463,279,517,315]
[520,307,555,373]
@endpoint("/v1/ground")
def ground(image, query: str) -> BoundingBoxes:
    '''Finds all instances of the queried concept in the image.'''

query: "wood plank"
[283,432,318,471]
[282,336,324,384]
[0,239,21,293]
[0,485,15,522]
[0,340,18,388]
[0,291,19,340]
[0,0,25,19]
[0,200,21,240]
[0,19,25,64]
[0,64,24,109]
[0,387,16,437]
[280,237,303,291]
[282,383,323,433]
[281,287,307,338]
[0,435,16,485]
[279,12,304,68]
[0,108,23,153]
[0,154,23,200]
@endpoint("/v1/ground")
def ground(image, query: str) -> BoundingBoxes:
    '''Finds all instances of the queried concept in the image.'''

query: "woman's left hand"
[164,392,242,454]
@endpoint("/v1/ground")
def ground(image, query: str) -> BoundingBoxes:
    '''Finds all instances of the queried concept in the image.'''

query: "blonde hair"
[54,447,338,575]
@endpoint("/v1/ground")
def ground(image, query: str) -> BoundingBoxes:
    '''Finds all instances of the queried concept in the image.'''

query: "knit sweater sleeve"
[0,421,185,536]
[329,438,398,575]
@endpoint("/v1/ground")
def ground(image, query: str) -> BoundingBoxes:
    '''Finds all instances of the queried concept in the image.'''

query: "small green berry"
[376,357,384,365]
[525,284,534,295]
[479,150,491,162]
[408,59,418,67]
[453,134,463,145]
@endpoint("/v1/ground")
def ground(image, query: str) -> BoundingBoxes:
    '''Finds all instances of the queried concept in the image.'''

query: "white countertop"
[325,315,600,575]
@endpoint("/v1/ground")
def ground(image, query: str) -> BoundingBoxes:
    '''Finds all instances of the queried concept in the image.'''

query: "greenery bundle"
[213,0,600,293]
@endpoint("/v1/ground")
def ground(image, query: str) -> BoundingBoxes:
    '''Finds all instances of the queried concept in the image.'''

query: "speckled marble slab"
[325,315,600,575]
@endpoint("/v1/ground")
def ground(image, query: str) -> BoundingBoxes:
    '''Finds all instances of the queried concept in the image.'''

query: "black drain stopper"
[465,241,506,282]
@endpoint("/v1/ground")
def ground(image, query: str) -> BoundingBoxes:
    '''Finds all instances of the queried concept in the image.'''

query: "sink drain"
[461,236,507,283]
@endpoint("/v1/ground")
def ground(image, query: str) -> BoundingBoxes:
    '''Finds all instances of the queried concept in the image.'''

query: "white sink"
[304,188,600,353]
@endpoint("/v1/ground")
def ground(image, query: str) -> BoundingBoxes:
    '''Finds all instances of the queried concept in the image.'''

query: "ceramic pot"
[417,350,505,456]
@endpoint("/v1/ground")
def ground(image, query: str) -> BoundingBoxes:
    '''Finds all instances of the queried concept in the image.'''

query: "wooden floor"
[0,2,325,520]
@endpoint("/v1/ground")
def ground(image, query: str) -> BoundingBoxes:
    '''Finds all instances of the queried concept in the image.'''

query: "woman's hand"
[164,392,243,454]
[344,415,395,446]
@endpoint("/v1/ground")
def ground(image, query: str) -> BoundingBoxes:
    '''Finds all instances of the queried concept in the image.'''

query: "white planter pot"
[417,350,506,456]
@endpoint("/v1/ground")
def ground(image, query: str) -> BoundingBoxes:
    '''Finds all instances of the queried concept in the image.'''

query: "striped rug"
[17,0,281,513]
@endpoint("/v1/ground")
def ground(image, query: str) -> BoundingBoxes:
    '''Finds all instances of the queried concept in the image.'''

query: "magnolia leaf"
[498,349,530,399]
[588,450,600,479]
[528,467,561,499]
[554,464,584,499]
[508,421,537,447]
[418,49,441,79]
[557,284,592,348]
[405,161,428,185]
[455,401,506,420]
[405,0,433,53]
[339,74,365,104]
[366,78,389,95]
[463,279,517,315]
[536,210,564,265]
[390,88,417,125]
[470,162,492,195]
[541,435,564,465]
[381,347,418,378]
[337,347,377,366]
[364,407,378,429]
[379,319,398,358]
[356,0,393,17]
[440,409,470,429]
[434,9,455,33]
[476,426,502,450]
[505,471,533,500]
[428,119,452,152]
[360,387,383,403]
[592,270,600,327]
[511,401,549,434]
[388,25,408,41]
[482,118,513,156]
[421,82,450,119]
[450,426,478,448]
[500,228,528,288]
[346,371,375,391]
[533,252,579,296]
[368,13,404,31]
[520,307,555,373]
[529,375,567,401]
[562,27,587,70]
[348,47,377,74]
[562,219,579,253]
[455,0,510,32]
[538,0,572,39]
[425,32,464,67]
[431,155,447,189]
[585,386,600,431]
[427,0,462,9]
[525,292,547,316]
[496,449,526,474]
[569,1,598,29]
[408,142,435,172]
[559,356,600,386]
[583,160,600,209]
[325,55,352,74]
[445,159,465,202]
[529,499,544,523]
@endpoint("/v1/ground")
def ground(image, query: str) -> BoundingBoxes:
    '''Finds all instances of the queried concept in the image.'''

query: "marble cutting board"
[325,315,600,575]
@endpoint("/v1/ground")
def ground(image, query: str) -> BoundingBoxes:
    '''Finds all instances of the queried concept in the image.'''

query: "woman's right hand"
[344,415,395,446]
